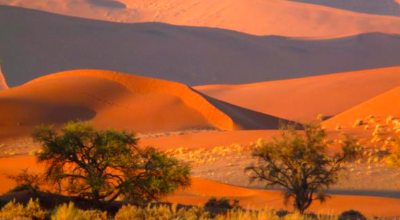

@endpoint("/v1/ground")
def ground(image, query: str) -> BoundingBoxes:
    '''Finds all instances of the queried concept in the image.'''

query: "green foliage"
[246,123,361,214]
[0,199,47,220]
[33,121,191,206]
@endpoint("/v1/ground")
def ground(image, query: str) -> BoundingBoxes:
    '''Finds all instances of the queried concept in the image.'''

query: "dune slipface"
[0,70,285,139]
[1,0,400,37]
[196,67,400,122]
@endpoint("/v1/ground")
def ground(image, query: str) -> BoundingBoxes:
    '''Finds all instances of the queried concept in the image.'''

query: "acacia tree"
[33,121,191,207]
[245,123,360,214]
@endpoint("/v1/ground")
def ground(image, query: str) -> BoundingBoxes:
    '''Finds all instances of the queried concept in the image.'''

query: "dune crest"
[1,0,400,37]
[196,67,400,122]
[30,70,236,130]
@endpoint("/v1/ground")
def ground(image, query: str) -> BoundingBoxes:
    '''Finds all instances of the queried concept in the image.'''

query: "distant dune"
[1,6,400,87]
[0,70,285,139]
[196,67,400,122]
[322,85,400,129]
[284,0,400,17]
[1,0,400,37]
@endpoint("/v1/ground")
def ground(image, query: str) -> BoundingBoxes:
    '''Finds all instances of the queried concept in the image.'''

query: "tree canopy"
[246,123,361,213]
[33,121,191,207]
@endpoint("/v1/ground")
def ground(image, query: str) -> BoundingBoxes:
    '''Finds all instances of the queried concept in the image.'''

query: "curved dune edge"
[322,85,400,130]
[28,70,236,130]
[0,56,8,90]
[2,0,400,37]
[195,66,400,122]
[0,156,399,217]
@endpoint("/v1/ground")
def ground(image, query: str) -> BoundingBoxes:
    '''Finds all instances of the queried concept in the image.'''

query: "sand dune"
[322,85,400,130]
[0,156,399,217]
[196,67,400,122]
[283,0,400,17]
[2,6,400,87]
[1,0,400,37]
[0,69,285,139]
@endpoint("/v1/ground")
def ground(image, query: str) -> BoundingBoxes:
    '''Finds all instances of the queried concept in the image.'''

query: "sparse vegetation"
[30,121,191,207]
[246,123,361,214]
[353,119,363,127]
[0,199,372,220]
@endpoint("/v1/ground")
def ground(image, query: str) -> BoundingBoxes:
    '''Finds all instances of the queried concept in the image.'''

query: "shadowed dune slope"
[0,70,285,138]
[2,6,400,87]
[196,67,400,122]
[322,85,400,129]
[0,156,400,217]
[1,0,400,37]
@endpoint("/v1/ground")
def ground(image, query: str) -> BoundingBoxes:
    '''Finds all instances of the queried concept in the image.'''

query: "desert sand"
[196,66,400,123]
[2,6,400,87]
[1,0,400,37]
[0,156,399,217]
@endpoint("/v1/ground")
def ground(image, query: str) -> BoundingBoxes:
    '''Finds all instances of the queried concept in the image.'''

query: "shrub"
[353,120,363,127]
[114,204,210,220]
[51,202,83,220]
[0,199,47,220]
[386,138,400,168]
[33,121,191,207]
[246,123,361,214]
[205,197,233,209]
[338,209,366,220]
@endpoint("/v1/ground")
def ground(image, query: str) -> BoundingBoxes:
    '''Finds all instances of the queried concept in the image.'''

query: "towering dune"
[0,56,8,90]
[322,85,400,130]
[2,6,400,87]
[196,67,400,122]
[1,0,400,37]
[0,70,284,139]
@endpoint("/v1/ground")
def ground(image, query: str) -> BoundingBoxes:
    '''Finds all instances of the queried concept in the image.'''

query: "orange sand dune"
[2,0,400,37]
[0,156,399,217]
[0,70,284,139]
[322,85,400,130]
[2,6,400,87]
[196,67,400,122]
